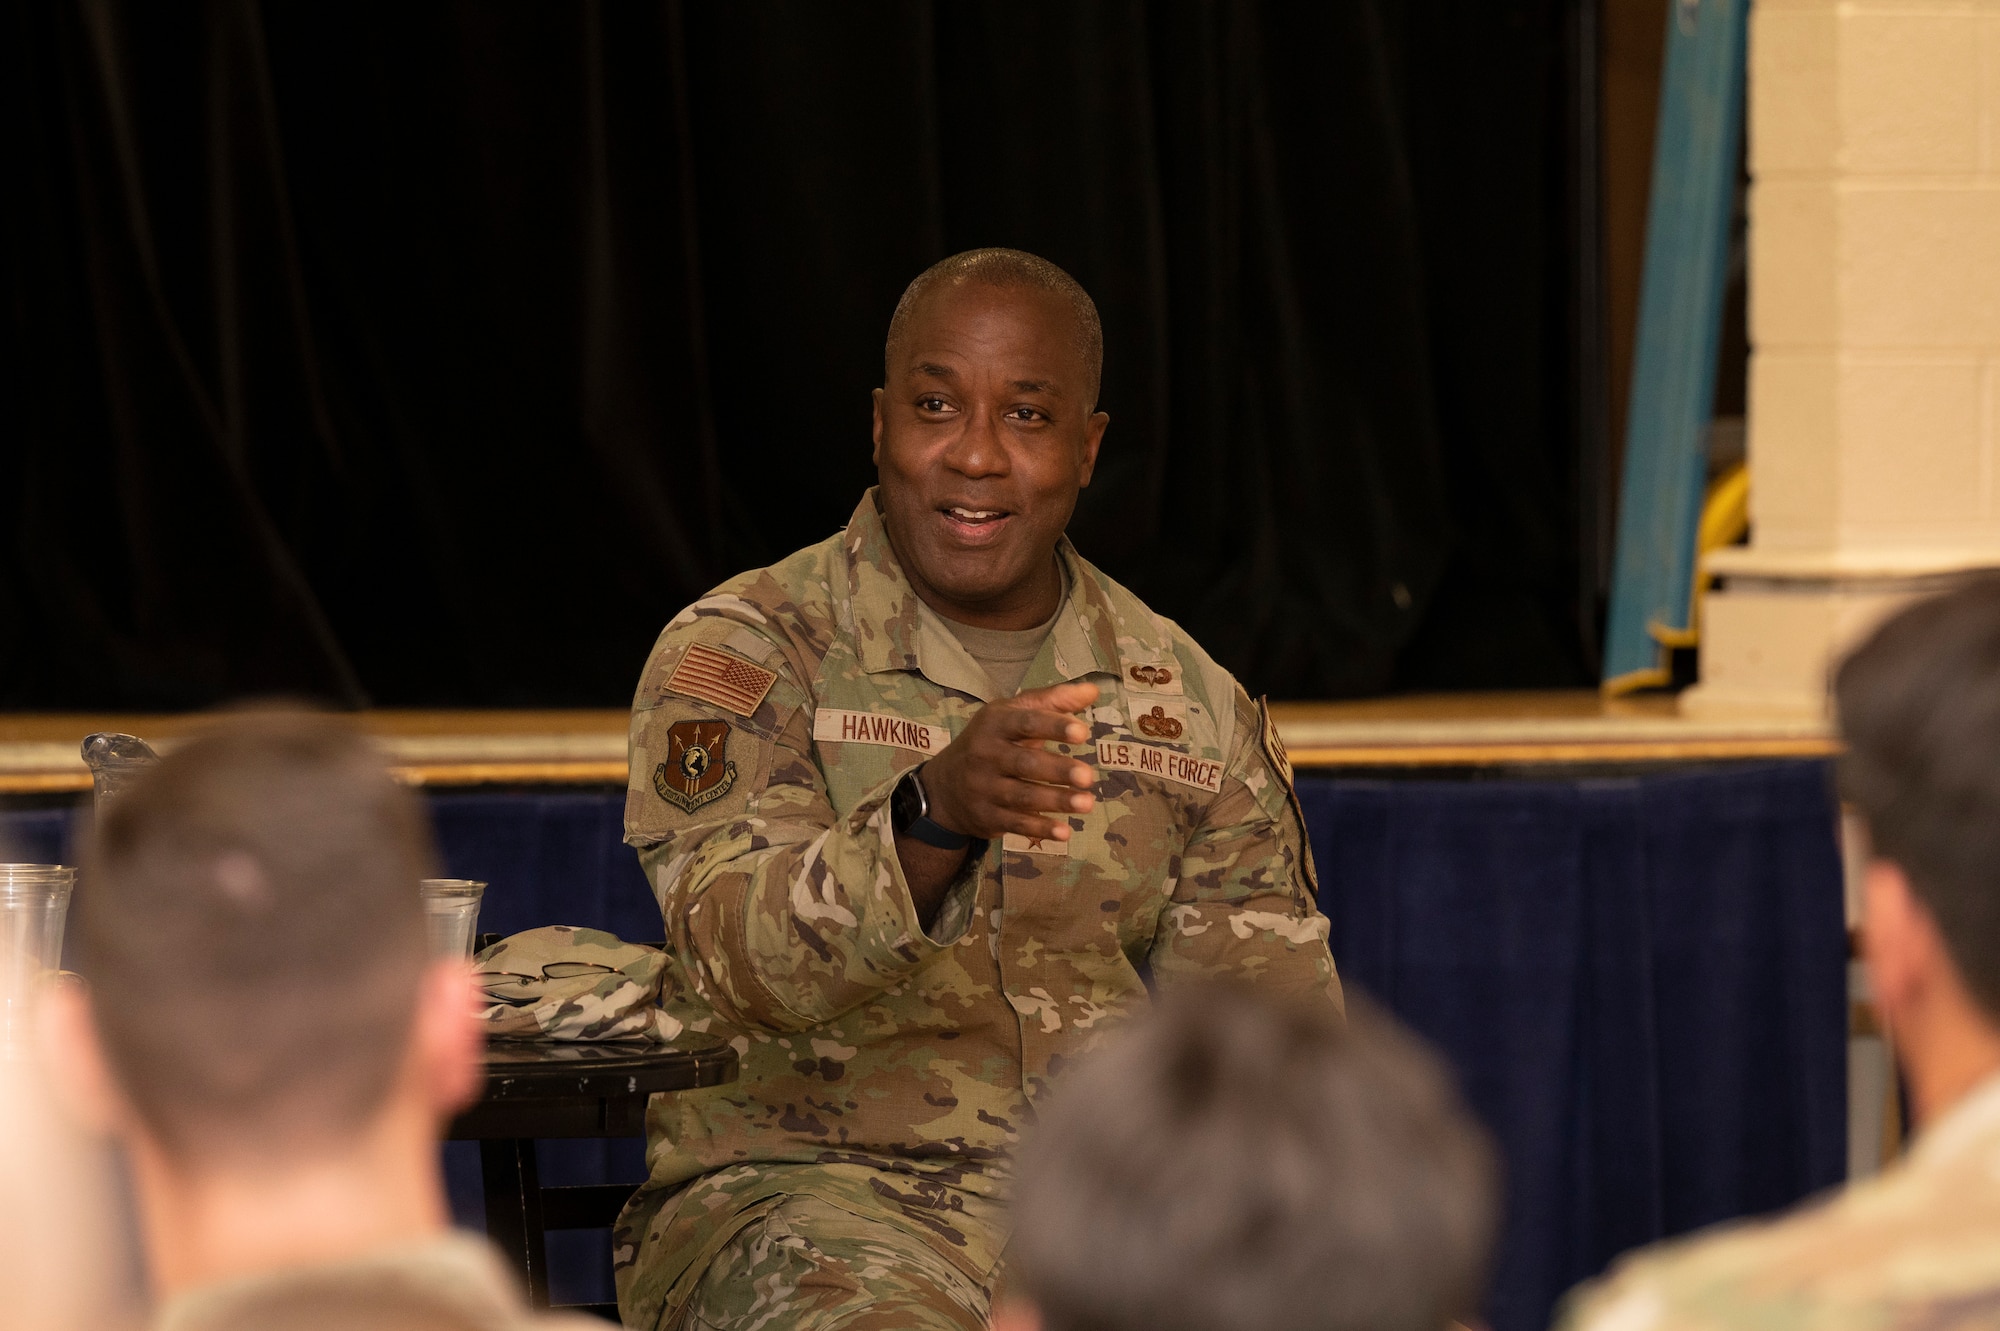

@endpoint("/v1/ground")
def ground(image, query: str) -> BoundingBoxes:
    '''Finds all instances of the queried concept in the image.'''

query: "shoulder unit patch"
[1260,697,1295,790]
[654,720,739,813]
[665,642,777,717]
[1258,695,1318,902]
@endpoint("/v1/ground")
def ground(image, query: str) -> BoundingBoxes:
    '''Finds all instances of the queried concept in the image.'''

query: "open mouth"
[939,505,1014,539]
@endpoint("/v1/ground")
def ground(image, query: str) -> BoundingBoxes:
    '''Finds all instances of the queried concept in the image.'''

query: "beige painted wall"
[1688,0,2000,716]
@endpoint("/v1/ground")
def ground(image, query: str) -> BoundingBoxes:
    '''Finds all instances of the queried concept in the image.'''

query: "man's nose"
[942,409,1008,479]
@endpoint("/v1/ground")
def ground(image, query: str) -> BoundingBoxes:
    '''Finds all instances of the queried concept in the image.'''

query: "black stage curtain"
[5,0,1595,707]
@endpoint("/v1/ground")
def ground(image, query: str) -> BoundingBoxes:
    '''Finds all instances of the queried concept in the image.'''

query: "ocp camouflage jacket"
[612,490,1341,1328]
[1558,1074,2000,1331]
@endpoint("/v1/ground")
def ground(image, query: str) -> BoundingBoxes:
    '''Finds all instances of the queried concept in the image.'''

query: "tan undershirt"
[941,593,1063,700]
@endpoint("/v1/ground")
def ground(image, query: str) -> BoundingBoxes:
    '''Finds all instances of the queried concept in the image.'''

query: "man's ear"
[35,981,130,1137]
[871,387,886,466]
[1863,858,1945,1034]
[987,1301,1044,1331]
[1077,411,1108,488]
[411,961,484,1120]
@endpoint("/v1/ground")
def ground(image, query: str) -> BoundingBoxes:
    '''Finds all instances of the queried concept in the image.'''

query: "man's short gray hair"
[1010,986,1499,1331]
[883,248,1103,408]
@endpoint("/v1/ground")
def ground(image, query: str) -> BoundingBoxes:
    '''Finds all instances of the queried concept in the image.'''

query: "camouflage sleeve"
[624,606,975,1035]
[1147,691,1343,1012]
[1553,1269,1655,1331]
[1551,1225,1753,1331]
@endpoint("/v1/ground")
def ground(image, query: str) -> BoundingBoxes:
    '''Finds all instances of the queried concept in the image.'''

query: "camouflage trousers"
[676,1196,990,1331]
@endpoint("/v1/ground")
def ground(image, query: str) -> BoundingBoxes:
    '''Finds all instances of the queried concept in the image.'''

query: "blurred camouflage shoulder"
[1556,1157,2000,1331]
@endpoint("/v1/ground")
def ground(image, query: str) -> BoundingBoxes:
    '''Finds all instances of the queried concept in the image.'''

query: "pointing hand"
[920,682,1100,843]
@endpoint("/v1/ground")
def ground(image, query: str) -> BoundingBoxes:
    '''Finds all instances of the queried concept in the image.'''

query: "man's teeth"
[949,508,1004,521]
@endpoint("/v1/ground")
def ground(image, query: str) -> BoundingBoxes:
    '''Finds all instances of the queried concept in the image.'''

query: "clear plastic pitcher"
[419,880,486,961]
[79,733,160,810]
[0,866,75,1058]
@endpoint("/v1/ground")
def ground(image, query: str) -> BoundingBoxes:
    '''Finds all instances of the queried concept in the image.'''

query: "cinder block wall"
[1689,0,2000,715]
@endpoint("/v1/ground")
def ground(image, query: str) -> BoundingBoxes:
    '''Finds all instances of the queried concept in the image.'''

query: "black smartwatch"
[891,764,972,850]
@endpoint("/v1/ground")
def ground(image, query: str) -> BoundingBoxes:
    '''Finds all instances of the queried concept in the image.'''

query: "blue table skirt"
[2,759,1846,1326]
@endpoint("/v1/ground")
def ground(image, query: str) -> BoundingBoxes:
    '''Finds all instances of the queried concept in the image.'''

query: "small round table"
[448,1039,739,1315]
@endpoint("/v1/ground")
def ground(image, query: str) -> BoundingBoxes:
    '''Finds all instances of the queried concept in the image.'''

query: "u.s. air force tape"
[1094,738,1223,793]
[812,709,951,756]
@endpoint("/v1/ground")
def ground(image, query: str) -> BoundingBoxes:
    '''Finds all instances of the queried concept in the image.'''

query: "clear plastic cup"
[419,879,486,961]
[0,867,75,1059]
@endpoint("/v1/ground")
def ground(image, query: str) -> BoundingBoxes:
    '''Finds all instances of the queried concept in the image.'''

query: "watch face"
[892,770,924,830]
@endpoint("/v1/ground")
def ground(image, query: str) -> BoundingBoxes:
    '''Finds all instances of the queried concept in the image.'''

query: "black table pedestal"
[448,1040,738,1319]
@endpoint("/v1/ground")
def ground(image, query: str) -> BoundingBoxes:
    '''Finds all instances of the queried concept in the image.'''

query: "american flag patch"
[664,643,777,717]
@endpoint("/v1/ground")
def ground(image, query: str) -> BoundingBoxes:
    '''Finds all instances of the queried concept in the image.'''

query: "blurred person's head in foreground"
[1838,573,2000,1128]
[996,984,1498,1331]
[40,709,483,1303]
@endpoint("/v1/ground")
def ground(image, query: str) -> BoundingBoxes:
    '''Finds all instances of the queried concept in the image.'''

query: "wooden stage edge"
[0,693,1837,795]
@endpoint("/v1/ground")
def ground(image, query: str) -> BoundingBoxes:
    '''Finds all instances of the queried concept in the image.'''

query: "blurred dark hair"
[1009,985,1498,1331]
[79,709,436,1165]
[1836,574,2000,1018]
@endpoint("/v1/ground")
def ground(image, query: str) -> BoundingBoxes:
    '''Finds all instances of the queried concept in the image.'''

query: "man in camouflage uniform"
[1559,576,2000,1331]
[614,249,1341,1331]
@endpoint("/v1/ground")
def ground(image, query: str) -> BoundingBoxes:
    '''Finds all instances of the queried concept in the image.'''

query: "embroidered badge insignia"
[1003,831,1074,857]
[654,720,738,813]
[665,643,777,718]
[1135,705,1184,740]
[1124,661,1183,695]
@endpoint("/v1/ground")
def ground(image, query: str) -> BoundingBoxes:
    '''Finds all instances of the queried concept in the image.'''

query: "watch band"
[905,812,973,851]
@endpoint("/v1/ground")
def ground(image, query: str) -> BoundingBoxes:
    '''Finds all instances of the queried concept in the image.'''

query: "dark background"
[5,0,1605,708]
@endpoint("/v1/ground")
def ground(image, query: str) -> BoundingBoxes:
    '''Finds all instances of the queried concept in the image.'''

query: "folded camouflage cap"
[474,926,684,1043]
